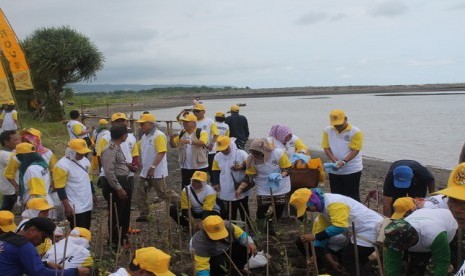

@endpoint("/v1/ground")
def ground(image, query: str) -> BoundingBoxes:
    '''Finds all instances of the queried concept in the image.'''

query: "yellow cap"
[19,128,42,139]
[134,247,175,276]
[391,197,415,219]
[435,162,465,200]
[181,113,198,122]
[0,210,17,233]
[70,227,92,241]
[191,171,208,182]
[215,135,230,151]
[98,119,109,125]
[136,113,156,123]
[68,139,91,154]
[289,188,312,217]
[202,215,229,240]
[110,112,128,122]
[26,198,54,211]
[230,105,240,112]
[193,104,205,111]
[8,100,15,105]
[15,142,36,154]
[215,112,225,117]
[329,109,346,126]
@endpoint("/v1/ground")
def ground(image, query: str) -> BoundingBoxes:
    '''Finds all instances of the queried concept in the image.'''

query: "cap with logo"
[215,135,231,151]
[203,215,229,240]
[393,166,414,188]
[26,198,54,211]
[193,104,205,111]
[68,139,91,154]
[391,197,415,219]
[15,142,36,155]
[111,112,128,122]
[435,162,465,200]
[191,171,208,182]
[136,113,156,123]
[181,113,198,122]
[289,188,312,217]
[133,247,175,276]
[329,109,346,126]
[0,210,17,232]
[230,105,240,112]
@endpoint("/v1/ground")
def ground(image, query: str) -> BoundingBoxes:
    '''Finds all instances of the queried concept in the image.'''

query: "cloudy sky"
[2,1,465,88]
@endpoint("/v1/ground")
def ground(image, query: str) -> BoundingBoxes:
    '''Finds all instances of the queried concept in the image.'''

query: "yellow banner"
[0,62,14,104]
[0,8,33,90]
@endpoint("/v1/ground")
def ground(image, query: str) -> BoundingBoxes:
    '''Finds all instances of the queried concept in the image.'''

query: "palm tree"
[22,26,104,121]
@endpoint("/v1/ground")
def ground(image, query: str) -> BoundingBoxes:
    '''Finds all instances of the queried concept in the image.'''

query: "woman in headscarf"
[236,138,292,233]
[268,124,309,159]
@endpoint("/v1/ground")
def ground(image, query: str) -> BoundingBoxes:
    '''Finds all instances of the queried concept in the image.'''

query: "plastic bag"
[267,173,282,192]
[245,250,268,269]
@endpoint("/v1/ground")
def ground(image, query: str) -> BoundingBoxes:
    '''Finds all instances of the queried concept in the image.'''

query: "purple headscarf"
[269,125,292,144]
[306,188,325,212]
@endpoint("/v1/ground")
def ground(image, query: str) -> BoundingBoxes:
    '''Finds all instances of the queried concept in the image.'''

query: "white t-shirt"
[196,117,215,154]
[406,208,457,252]
[54,157,93,214]
[67,120,88,139]
[323,125,363,174]
[0,110,18,131]
[213,149,249,201]
[216,122,229,136]
[21,164,52,206]
[181,132,208,170]
[0,149,15,195]
[42,237,92,268]
[422,194,449,209]
[139,129,168,178]
[253,148,291,196]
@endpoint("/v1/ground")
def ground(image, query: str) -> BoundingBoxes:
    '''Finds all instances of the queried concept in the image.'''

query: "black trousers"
[329,171,362,202]
[343,242,374,276]
[207,153,216,180]
[209,242,248,275]
[67,210,92,230]
[0,194,16,211]
[181,168,208,189]
[221,197,250,221]
[101,175,133,246]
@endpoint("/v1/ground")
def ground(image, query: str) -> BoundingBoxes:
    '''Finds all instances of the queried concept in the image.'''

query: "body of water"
[140,91,465,170]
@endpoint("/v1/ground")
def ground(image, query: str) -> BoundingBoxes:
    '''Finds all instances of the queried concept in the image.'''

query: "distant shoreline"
[88,83,465,116]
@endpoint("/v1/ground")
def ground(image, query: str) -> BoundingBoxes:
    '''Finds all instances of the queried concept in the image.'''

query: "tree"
[22,26,104,121]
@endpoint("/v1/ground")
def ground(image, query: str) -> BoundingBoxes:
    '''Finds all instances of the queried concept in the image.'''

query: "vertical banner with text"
[0,8,33,91]
[0,62,14,104]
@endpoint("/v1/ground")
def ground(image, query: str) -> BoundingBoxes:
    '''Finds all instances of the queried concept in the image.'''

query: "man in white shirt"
[66,110,93,142]
[193,104,218,181]
[134,113,179,222]
[0,130,20,210]
[54,139,94,229]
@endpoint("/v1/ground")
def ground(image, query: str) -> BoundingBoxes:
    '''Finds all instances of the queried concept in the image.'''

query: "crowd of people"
[0,99,465,276]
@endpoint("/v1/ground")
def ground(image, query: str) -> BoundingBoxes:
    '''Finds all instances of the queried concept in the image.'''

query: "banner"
[0,8,33,90]
[0,61,14,104]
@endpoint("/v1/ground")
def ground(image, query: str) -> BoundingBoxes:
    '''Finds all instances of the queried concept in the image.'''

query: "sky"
[2,0,465,88]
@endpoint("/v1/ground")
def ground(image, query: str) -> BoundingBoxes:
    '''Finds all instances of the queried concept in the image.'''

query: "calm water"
[140,92,465,170]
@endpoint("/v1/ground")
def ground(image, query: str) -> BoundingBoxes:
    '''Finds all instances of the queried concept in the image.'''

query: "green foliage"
[21,26,104,121]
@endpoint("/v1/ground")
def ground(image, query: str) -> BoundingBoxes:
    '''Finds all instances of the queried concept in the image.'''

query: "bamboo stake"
[458,227,463,274]
[228,201,233,276]
[302,213,310,276]
[352,221,360,276]
[114,202,121,246]
[53,232,58,276]
[309,212,319,276]
[266,218,270,276]
[115,226,123,270]
[283,247,290,276]
[60,226,69,276]
[109,193,113,250]
[373,245,384,276]
[222,250,243,276]
[239,203,259,236]
[269,188,278,235]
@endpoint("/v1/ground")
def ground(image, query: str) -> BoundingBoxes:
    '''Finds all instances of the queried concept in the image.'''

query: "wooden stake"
[222,250,243,276]
[352,221,360,276]
[309,212,319,276]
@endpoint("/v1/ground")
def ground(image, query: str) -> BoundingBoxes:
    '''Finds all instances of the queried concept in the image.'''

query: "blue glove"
[290,153,310,165]
[267,173,282,191]
[324,162,338,173]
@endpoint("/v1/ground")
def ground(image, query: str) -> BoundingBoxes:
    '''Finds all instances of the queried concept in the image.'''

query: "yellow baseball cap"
[191,171,208,182]
[15,142,36,154]
[8,100,15,105]
[70,227,92,241]
[19,128,42,139]
[68,139,91,154]
[26,198,54,211]
[110,112,128,122]
[0,210,16,232]
[391,197,415,219]
[215,135,231,151]
[435,163,465,200]
[230,105,240,112]
[203,215,229,240]
[133,247,175,276]
[329,109,346,126]
[98,119,109,125]
[181,113,198,122]
[193,104,205,111]
[136,113,156,123]
[289,188,312,217]
[215,112,225,117]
